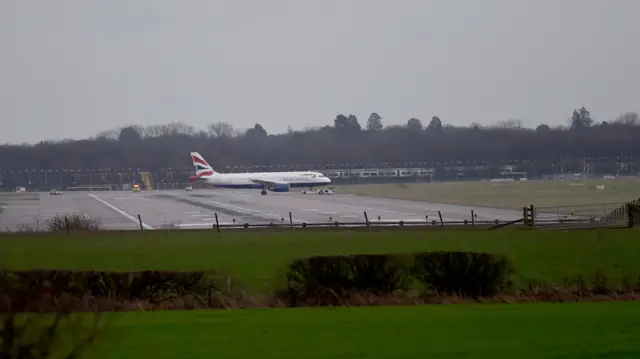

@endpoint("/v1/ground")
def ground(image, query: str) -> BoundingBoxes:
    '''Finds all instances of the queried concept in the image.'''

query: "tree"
[536,124,550,132]
[245,123,268,138]
[407,118,422,131]
[118,126,142,142]
[570,106,593,129]
[614,112,639,126]
[427,116,443,132]
[366,112,383,131]
[334,114,348,129]
[207,122,235,138]
[497,119,523,129]
[334,114,361,132]
[346,114,361,131]
[95,129,119,141]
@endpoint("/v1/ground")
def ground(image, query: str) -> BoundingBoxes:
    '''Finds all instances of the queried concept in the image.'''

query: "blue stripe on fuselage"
[211,182,328,189]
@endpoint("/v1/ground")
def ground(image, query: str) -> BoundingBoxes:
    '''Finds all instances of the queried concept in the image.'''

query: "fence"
[533,202,629,225]
[1,205,620,235]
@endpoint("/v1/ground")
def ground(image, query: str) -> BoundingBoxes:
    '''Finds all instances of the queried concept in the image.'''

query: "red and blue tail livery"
[190,152,215,178]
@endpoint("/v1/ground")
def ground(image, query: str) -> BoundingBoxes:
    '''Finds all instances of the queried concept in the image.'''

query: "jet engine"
[268,183,291,192]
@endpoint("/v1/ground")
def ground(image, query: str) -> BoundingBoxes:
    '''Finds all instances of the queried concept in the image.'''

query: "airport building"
[0,156,636,191]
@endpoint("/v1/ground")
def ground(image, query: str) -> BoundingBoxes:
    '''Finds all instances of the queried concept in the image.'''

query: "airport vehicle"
[188,152,331,195]
[132,184,141,192]
[317,188,335,195]
[185,184,193,192]
[49,189,61,195]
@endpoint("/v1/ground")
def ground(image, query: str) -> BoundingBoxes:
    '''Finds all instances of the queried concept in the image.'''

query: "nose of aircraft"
[324,177,331,183]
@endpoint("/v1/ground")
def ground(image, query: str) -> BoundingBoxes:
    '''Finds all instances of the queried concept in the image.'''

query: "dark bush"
[348,254,412,293]
[284,255,352,299]
[411,251,514,298]
[279,254,411,306]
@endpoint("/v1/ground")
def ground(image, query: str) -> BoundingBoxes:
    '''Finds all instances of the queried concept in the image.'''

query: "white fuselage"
[199,171,331,189]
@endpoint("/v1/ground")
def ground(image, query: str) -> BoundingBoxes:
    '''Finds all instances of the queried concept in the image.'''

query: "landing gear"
[261,189,267,195]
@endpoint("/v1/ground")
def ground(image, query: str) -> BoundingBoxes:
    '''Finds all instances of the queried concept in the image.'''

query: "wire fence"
[0,206,624,235]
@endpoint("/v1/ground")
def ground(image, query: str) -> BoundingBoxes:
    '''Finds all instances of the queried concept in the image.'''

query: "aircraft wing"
[249,178,288,186]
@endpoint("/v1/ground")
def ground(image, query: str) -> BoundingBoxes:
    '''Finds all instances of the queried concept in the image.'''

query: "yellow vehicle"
[133,184,141,192]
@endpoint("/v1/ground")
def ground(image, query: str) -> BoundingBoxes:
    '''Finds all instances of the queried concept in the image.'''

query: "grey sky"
[1,0,639,144]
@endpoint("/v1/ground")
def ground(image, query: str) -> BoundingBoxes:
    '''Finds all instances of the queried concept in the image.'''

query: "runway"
[0,189,526,231]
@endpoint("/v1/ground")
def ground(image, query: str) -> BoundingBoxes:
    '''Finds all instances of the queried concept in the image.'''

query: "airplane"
[188,152,331,195]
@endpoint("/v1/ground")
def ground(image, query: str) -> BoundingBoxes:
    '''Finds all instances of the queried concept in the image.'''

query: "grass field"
[2,229,640,291]
[336,178,640,212]
[4,229,640,358]
[75,302,640,359]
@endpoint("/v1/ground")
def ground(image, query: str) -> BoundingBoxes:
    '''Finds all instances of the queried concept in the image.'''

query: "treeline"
[1,108,639,171]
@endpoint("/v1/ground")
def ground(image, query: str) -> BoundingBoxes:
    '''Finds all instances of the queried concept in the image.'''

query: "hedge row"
[0,270,222,312]
[277,251,515,306]
[4,251,639,312]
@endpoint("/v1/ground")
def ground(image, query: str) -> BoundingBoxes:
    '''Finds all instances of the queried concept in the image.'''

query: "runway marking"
[184,211,200,214]
[88,194,154,230]
[380,219,428,222]
[318,211,337,215]
[192,214,211,217]
[341,215,361,219]
[206,200,304,223]
[0,205,40,209]
[178,222,237,227]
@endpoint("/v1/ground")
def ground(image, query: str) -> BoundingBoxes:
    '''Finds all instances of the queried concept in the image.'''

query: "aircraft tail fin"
[190,152,216,178]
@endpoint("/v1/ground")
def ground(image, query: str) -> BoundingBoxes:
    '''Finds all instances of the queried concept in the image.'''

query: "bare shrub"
[45,214,102,232]
[15,224,38,232]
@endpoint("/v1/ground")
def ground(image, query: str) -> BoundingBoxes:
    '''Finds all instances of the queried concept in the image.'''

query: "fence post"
[137,214,144,234]
[214,213,220,233]
[627,203,635,228]
[289,211,294,232]
[530,204,535,228]
[470,210,475,227]
[523,207,529,226]
[64,216,70,236]
[437,210,444,228]
[364,211,371,232]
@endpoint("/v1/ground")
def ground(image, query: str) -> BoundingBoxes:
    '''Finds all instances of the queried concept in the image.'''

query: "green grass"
[5,229,640,358]
[78,301,640,359]
[336,178,640,212]
[2,229,640,290]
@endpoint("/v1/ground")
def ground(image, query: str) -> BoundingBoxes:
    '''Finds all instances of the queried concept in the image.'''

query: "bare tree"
[207,122,235,138]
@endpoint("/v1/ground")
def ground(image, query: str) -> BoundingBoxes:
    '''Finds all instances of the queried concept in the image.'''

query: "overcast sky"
[1,0,639,144]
